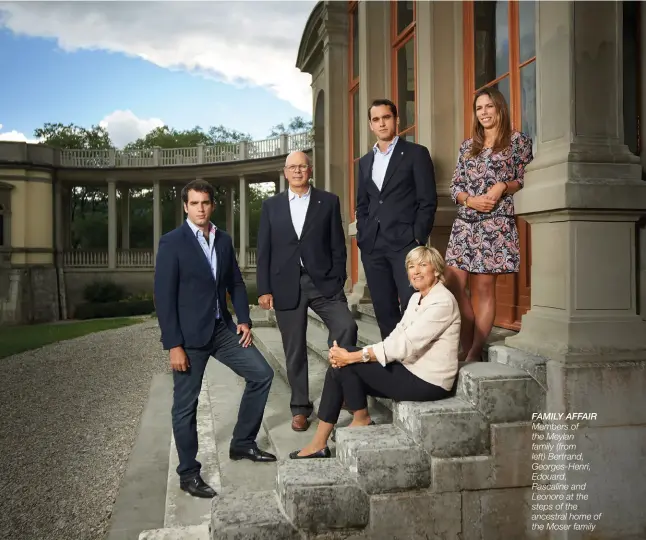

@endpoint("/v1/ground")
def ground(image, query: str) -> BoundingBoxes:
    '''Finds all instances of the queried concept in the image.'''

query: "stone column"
[107,178,117,269]
[225,186,235,244]
[238,175,248,268]
[153,180,162,264]
[279,171,286,193]
[119,186,129,250]
[505,3,646,537]
[348,1,389,303]
[175,185,184,227]
[62,185,72,249]
[54,179,64,257]
[323,4,349,199]
[415,1,462,253]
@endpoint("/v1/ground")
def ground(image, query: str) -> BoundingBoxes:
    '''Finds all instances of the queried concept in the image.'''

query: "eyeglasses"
[285,165,310,172]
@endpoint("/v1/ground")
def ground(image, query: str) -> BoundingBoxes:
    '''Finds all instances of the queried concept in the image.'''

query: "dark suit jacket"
[356,138,437,252]
[153,221,251,350]
[256,186,347,311]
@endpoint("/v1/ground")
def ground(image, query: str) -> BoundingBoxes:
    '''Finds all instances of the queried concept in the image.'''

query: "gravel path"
[0,319,170,540]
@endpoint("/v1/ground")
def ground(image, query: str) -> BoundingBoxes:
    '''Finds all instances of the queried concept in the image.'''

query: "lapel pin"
[401,151,404,155]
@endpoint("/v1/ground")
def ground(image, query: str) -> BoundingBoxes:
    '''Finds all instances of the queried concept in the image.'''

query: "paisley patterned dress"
[445,131,533,274]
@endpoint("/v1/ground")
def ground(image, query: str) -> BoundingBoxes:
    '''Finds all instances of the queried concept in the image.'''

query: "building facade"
[296,2,646,536]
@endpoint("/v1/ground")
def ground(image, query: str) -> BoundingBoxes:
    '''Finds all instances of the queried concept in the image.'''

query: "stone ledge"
[277,460,370,533]
[210,490,299,540]
[394,398,490,457]
[457,362,545,422]
[336,424,430,494]
[488,343,548,390]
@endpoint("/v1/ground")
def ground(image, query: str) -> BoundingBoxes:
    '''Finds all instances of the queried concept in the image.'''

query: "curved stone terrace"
[0,132,311,272]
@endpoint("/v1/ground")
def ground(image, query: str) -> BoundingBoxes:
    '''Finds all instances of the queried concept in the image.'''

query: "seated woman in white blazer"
[290,245,461,459]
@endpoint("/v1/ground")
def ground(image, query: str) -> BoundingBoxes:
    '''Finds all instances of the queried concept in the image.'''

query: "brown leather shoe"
[291,414,310,432]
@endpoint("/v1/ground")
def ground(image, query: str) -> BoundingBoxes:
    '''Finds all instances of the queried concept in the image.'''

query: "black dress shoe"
[289,447,332,459]
[179,475,217,498]
[229,447,277,462]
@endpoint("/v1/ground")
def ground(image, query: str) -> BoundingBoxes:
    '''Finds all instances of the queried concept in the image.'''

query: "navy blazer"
[256,186,347,311]
[153,221,251,350]
[356,138,437,253]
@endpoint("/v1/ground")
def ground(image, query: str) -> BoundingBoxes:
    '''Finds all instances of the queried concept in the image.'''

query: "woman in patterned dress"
[445,87,533,362]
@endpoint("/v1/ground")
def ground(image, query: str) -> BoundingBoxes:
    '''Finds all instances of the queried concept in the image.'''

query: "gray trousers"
[274,273,358,417]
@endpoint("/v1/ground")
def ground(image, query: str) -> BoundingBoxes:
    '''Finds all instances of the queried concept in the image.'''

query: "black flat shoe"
[229,447,277,462]
[331,420,375,442]
[179,475,217,498]
[289,447,332,459]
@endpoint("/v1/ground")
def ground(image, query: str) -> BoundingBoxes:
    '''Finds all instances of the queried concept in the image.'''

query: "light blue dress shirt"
[187,218,220,319]
[371,136,399,191]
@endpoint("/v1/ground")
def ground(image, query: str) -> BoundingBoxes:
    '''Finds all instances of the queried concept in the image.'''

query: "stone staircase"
[139,304,548,539]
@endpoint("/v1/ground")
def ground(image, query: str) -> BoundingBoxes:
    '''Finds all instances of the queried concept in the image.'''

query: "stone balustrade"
[58,132,311,168]
[63,248,257,268]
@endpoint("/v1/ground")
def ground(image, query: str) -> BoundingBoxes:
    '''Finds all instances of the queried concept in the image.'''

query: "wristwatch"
[361,347,370,363]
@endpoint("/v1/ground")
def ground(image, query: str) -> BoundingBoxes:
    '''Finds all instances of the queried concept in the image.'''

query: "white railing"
[59,132,312,168]
[64,250,108,267]
[65,248,256,268]
[117,249,154,267]
[246,248,257,267]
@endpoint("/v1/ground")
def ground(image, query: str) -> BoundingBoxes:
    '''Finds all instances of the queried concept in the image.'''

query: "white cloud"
[0,1,315,112]
[99,110,165,148]
[0,123,41,143]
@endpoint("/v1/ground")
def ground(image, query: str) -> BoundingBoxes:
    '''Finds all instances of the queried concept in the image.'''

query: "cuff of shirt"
[372,342,388,367]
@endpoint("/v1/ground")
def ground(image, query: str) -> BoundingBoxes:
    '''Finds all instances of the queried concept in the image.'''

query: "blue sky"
[0,1,315,147]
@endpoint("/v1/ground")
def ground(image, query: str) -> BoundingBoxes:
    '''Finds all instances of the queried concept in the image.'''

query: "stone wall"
[0,266,60,325]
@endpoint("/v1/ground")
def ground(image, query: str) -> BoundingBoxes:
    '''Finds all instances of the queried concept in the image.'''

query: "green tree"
[268,116,312,137]
[34,122,113,150]
[35,123,114,248]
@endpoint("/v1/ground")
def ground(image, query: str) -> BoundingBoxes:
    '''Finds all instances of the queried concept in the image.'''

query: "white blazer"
[371,281,460,391]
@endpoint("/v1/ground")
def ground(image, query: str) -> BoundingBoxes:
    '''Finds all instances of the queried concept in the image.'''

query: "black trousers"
[172,319,274,481]
[274,272,358,417]
[361,235,417,339]
[317,362,449,424]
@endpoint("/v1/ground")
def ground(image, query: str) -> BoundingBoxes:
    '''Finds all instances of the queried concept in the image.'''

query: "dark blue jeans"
[171,319,274,481]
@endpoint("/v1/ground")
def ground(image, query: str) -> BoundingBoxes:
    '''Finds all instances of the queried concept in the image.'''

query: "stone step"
[138,523,209,540]
[430,421,533,493]
[164,374,221,528]
[260,357,326,460]
[211,490,300,540]
[394,397,490,457]
[456,361,544,423]
[203,360,278,495]
[487,342,548,390]
[336,423,430,494]
[355,303,377,326]
[277,459,370,533]
[252,324,392,426]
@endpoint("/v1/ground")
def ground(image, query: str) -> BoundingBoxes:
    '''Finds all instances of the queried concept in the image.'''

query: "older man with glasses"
[256,151,358,432]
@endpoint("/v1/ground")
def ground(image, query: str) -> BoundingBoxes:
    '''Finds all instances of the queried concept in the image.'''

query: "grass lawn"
[0,317,146,359]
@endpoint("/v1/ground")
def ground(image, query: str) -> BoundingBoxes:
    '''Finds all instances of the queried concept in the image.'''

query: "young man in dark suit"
[256,151,358,432]
[154,179,276,500]
[356,98,438,339]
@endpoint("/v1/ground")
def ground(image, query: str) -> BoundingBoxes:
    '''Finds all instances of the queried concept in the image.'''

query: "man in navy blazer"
[357,98,437,339]
[154,179,276,499]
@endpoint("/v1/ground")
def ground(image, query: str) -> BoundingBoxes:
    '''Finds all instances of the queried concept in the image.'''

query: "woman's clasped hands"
[328,340,351,369]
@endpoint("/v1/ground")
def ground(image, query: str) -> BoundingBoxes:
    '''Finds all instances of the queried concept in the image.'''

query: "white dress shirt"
[289,186,311,267]
[371,136,399,191]
[288,186,311,238]
[186,218,220,319]
[371,281,460,391]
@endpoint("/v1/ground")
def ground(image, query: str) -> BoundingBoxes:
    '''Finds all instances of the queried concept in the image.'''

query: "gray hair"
[284,151,311,167]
